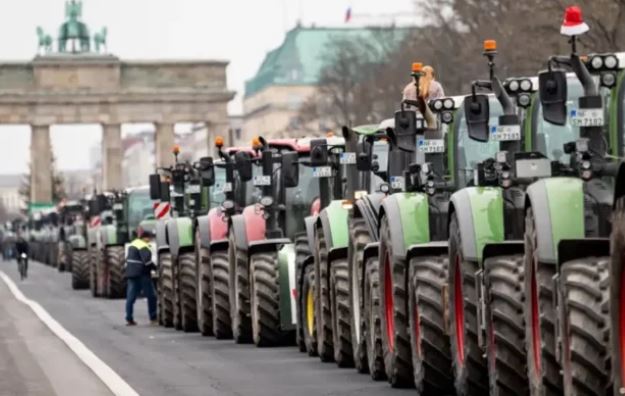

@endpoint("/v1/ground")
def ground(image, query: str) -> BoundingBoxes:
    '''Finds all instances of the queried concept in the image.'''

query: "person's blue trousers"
[125,274,157,322]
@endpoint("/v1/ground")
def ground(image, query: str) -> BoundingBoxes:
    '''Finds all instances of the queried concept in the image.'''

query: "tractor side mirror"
[282,152,299,188]
[199,157,215,187]
[160,182,171,202]
[149,174,161,200]
[310,139,328,166]
[539,69,567,126]
[464,94,490,142]
[235,151,253,182]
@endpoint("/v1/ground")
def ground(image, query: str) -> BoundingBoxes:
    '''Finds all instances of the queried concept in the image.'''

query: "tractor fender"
[482,241,524,262]
[354,191,385,240]
[449,187,505,263]
[155,220,169,253]
[328,246,348,263]
[197,207,228,249]
[317,200,349,250]
[230,213,249,252]
[242,205,266,245]
[304,215,317,252]
[167,216,194,258]
[277,243,297,329]
[525,177,585,264]
[614,161,625,208]
[557,239,609,267]
[100,224,118,247]
[406,241,448,262]
[379,192,431,262]
[248,238,290,256]
[68,234,87,250]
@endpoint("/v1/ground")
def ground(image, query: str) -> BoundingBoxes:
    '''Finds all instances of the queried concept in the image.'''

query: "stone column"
[155,122,175,168]
[30,125,53,204]
[101,124,122,191]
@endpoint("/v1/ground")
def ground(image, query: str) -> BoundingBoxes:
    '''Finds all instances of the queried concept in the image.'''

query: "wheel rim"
[384,252,394,352]
[620,251,625,383]
[530,261,542,376]
[306,288,315,336]
[454,255,465,365]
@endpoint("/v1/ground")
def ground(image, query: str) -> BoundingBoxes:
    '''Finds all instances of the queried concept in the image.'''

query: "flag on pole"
[344,7,352,23]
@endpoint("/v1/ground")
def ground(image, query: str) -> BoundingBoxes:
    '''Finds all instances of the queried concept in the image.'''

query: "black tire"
[348,217,371,373]
[179,252,199,332]
[484,254,528,396]
[105,246,126,299]
[611,197,625,395]
[448,214,489,395]
[408,255,453,394]
[524,208,563,395]
[71,250,90,289]
[89,247,100,297]
[560,257,610,395]
[159,252,175,328]
[378,215,412,387]
[250,250,283,347]
[295,233,310,353]
[301,263,318,356]
[364,255,386,381]
[196,231,213,336]
[330,257,354,367]
[314,225,334,362]
[172,258,182,330]
[211,249,233,339]
[228,229,252,343]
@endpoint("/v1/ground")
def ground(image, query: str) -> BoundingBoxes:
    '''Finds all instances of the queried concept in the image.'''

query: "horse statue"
[93,27,108,53]
[36,27,53,53]
[58,0,90,53]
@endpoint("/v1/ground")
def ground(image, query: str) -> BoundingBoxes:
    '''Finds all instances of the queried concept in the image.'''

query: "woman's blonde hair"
[419,65,435,99]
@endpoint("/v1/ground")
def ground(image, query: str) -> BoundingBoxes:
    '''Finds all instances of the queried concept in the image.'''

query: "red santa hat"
[560,6,589,36]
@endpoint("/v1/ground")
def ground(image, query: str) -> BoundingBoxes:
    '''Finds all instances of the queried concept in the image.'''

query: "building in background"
[0,174,24,215]
[122,131,155,188]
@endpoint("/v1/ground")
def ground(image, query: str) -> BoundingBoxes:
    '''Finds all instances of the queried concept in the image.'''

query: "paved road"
[1,259,413,396]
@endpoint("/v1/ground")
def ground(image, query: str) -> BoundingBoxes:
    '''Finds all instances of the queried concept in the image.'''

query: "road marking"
[0,271,139,396]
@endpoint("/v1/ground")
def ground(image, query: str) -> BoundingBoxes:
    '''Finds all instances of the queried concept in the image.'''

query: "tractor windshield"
[370,140,389,192]
[454,97,503,187]
[127,188,153,232]
[211,166,227,206]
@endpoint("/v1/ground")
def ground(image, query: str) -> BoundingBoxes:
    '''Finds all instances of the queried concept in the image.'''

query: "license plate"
[339,152,357,164]
[253,175,271,186]
[112,203,123,210]
[570,108,604,127]
[312,166,332,178]
[222,182,233,193]
[186,184,201,194]
[417,138,445,153]
[490,125,521,141]
[390,176,405,190]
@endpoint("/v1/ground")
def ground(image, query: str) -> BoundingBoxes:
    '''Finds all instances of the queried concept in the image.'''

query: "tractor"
[58,201,91,289]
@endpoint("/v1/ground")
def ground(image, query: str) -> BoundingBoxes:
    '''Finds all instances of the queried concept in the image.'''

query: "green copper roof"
[245,26,408,98]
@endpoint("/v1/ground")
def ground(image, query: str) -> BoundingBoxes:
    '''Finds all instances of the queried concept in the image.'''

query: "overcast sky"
[0,0,415,174]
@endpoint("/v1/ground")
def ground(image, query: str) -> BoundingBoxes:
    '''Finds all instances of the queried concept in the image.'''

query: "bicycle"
[17,253,28,280]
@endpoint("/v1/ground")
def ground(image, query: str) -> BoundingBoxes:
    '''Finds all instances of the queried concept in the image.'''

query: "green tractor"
[58,201,91,289]
[226,137,316,346]
[149,150,215,332]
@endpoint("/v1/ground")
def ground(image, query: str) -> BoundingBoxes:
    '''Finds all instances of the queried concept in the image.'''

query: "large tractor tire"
[210,249,233,339]
[560,257,610,395]
[379,216,412,387]
[348,217,371,373]
[105,246,126,299]
[408,255,453,394]
[611,197,625,395]
[484,254,528,396]
[524,208,563,395]
[179,252,199,332]
[301,263,318,356]
[364,255,386,381]
[196,233,213,336]
[172,260,182,330]
[228,230,252,343]
[89,247,100,297]
[448,214,489,394]
[71,250,90,290]
[250,250,283,347]
[295,233,311,353]
[159,252,175,328]
[330,257,354,367]
[314,225,334,362]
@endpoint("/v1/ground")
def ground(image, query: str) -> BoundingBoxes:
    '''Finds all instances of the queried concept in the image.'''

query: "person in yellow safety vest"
[125,228,157,326]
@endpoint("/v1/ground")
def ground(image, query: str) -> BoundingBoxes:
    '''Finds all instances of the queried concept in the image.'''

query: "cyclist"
[15,234,29,280]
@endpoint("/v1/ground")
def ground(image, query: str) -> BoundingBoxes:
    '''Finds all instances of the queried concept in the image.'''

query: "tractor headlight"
[508,80,519,92]
[379,183,390,194]
[433,100,444,111]
[517,93,531,108]
[441,111,454,124]
[443,98,454,109]
[604,55,618,69]
[260,196,274,207]
[591,56,604,70]
[601,72,617,88]
[520,79,532,91]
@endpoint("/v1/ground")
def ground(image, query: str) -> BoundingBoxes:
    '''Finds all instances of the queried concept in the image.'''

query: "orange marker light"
[215,135,224,148]
[483,39,497,52]
[251,136,262,148]
[411,62,423,73]
[172,144,181,155]
[326,131,335,138]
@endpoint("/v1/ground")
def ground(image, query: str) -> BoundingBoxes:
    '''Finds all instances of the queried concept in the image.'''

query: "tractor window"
[455,98,502,187]
[370,140,389,192]
[210,166,227,206]
[127,189,153,232]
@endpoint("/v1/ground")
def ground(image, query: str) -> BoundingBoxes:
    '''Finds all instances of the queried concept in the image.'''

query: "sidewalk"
[0,267,112,396]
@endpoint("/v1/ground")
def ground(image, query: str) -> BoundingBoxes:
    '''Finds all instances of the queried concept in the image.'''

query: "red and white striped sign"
[90,216,101,228]
[154,202,171,219]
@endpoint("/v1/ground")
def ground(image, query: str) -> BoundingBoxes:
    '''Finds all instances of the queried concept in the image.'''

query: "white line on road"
[0,270,140,396]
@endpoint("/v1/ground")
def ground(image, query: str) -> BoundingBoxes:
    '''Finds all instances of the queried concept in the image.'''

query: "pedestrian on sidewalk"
[125,228,157,326]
